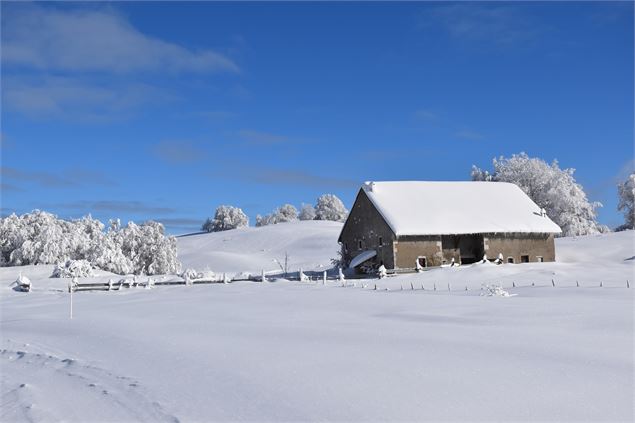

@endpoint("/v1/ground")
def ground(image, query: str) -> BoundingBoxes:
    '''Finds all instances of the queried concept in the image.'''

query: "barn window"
[521,255,529,263]
[507,257,514,264]
[344,243,348,253]
[358,240,363,250]
[378,237,383,247]
[536,256,544,262]
[417,256,427,268]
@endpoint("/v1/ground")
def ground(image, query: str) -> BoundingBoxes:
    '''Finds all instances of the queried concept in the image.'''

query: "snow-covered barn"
[338,181,562,271]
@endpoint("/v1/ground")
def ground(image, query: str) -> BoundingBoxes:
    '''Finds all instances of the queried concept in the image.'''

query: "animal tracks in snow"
[0,344,179,422]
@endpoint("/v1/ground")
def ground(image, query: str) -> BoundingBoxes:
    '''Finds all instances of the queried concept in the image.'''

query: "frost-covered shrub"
[202,205,249,232]
[472,153,603,237]
[256,204,298,227]
[0,211,180,275]
[0,211,104,266]
[299,203,316,221]
[276,204,298,222]
[52,259,94,278]
[118,221,180,275]
[181,268,202,280]
[314,194,348,222]
[617,173,635,230]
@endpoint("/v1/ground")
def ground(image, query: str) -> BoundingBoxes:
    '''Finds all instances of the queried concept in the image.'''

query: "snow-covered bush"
[52,259,94,278]
[299,203,316,221]
[118,221,180,275]
[481,284,516,297]
[314,194,348,222]
[472,153,603,237]
[181,268,202,280]
[14,274,31,292]
[202,205,249,232]
[0,211,105,266]
[617,173,634,231]
[256,204,298,227]
[0,211,180,275]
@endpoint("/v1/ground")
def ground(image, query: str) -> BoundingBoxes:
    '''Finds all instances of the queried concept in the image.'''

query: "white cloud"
[418,4,544,46]
[455,130,485,141]
[2,5,239,74]
[2,75,166,121]
[151,141,208,165]
[238,130,289,146]
[414,109,439,121]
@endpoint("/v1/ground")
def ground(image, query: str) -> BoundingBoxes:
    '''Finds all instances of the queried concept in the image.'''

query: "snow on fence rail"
[67,271,632,293]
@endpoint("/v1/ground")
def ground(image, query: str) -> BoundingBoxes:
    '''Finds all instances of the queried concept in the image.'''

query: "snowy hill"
[177,220,342,273]
[0,229,633,422]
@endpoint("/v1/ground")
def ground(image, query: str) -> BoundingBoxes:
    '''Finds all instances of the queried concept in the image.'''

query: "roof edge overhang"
[395,230,562,237]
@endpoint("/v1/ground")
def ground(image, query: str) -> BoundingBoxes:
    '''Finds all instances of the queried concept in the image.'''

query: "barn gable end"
[338,188,396,269]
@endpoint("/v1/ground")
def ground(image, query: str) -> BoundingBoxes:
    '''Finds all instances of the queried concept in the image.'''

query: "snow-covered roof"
[361,181,562,236]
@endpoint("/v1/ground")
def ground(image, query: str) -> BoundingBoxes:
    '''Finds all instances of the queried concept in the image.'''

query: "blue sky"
[1,1,633,233]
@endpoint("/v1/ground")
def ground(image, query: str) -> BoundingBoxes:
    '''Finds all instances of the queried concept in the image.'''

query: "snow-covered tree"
[299,203,316,221]
[255,204,299,227]
[118,221,180,275]
[617,173,635,230]
[51,259,94,278]
[472,153,604,237]
[314,194,348,222]
[0,211,180,275]
[276,204,298,222]
[202,205,249,232]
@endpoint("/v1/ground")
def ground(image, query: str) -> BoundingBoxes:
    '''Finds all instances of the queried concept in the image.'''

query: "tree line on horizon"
[1,152,633,274]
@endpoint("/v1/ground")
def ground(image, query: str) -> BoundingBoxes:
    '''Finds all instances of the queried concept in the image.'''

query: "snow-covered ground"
[1,224,633,421]
[177,220,342,273]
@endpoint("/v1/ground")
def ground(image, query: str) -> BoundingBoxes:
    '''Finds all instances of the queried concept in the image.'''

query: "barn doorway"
[417,256,427,268]
[457,235,484,264]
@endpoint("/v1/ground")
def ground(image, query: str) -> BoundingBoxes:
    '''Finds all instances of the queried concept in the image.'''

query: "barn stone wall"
[484,233,556,263]
[338,189,396,269]
[394,236,443,268]
[393,233,555,269]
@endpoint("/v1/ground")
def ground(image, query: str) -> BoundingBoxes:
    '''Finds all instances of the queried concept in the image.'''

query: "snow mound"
[556,229,634,263]
[177,220,342,273]
[481,284,517,297]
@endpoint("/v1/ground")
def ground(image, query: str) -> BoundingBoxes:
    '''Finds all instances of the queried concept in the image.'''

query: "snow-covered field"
[177,220,342,274]
[1,223,633,421]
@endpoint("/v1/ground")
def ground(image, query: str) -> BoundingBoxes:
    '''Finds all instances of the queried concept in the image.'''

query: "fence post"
[627,280,630,288]
[261,269,266,283]
[323,271,327,285]
[600,281,603,288]
[552,279,555,287]
[410,282,414,290]
[374,284,377,290]
[69,277,76,319]
[421,282,424,290]
[447,282,451,292]
[433,282,436,291]
[576,280,579,287]
[512,281,516,288]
